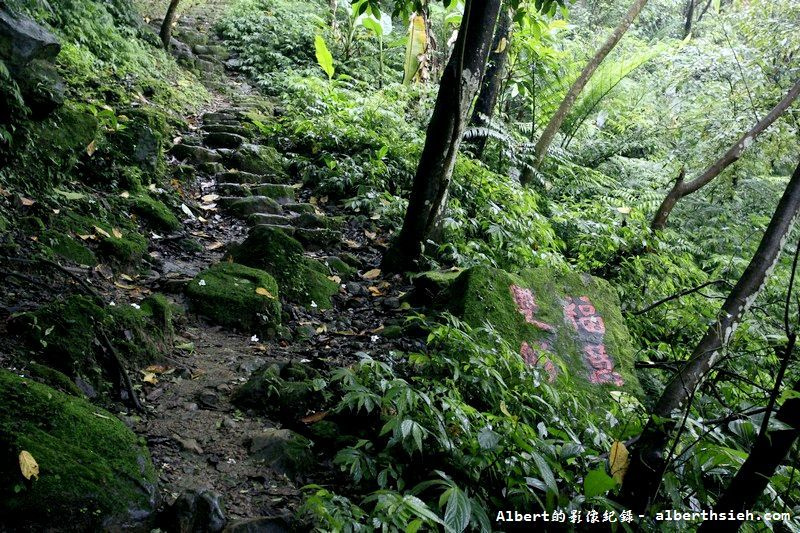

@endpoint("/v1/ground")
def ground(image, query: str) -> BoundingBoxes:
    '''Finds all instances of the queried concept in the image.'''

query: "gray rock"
[162,489,226,533]
[170,143,222,164]
[215,170,263,184]
[216,183,251,197]
[252,183,295,202]
[0,9,60,64]
[248,428,314,477]
[223,516,290,533]
[282,202,317,215]
[205,132,246,149]
[247,213,291,227]
[202,124,251,137]
[218,196,283,218]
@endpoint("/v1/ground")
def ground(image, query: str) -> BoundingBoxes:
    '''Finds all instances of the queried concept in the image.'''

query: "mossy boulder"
[223,144,287,178]
[127,192,181,232]
[247,428,314,478]
[17,294,172,394]
[185,262,281,335]
[219,195,282,218]
[416,265,642,402]
[0,370,157,530]
[40,230,96,265]
[229,226,338,309]
[233,361,328,420]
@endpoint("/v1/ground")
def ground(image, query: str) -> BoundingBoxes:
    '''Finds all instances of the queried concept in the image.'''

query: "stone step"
[215,183,294,202]
[252,223,295,235]
[169,144,221,164]
[292,212,344,230]
[221,144,286,176]
[247,213,293,227]
[214,170,265,184]
[293,227,342,250]
[204,132,246,149]
[282,202,318,215]
[201,124,252,138]
[218,196,283,218]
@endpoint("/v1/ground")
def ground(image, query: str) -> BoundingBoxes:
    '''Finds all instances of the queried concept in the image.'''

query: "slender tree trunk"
[620,159,800,512]
[383,0,501,272]
[652,78,800,230]
[698,336,798,532]
[683,0,695,38]
[520,0,649,184]
[160,0,181,51]
[467,6,513,158]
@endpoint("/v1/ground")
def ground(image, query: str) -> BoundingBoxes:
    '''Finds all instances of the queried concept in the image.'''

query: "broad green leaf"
[531,452,558,495]
[403,13,427,84]
[584,468,617,498]
[314,34,335,79]
[443,487,471,533]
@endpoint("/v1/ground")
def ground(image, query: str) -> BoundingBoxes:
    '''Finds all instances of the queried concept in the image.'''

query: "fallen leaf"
[362,268,381,280]
[327,275,342,284]
[0,187,10,197]
[141,372,158,385]
[19,196,35,207]
[206,241,224,251]
[309,196,318,205]
[300,411,328,424]
[120,274,134,282]
[181,204,195,219]
[370,213,380,220]
[112,228,123,239]
[86,140,97,156]
[94,225,111,239]
[609,441,630,484]
[364,230,377,240]
[199,203,217,211]
[201,193,219,202]
[77,234,94,241]
[19,451,39,480]
[255,287,276,299]
[368,286,384,296]
[315,324,327,334]
[343,239,361,249]
[120,191,130,198]
[616,206,632,215]
[114,282,138,290]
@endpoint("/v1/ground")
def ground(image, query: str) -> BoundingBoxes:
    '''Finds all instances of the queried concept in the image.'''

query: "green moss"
[60,211,148,265]
[24,362,84,397]
[17,295,170,394]
[0,370,156,530]
[40,230,96,265]
[127,193,180,232]
[324,256,356,279]
[233,362,327,420]
[224,144,288,178]
[230,226,338,309]
[185,262,282,335]
[438,266,642,402]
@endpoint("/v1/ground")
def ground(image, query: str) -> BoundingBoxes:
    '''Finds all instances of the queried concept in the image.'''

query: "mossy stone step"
[0,370,157,530]
[204,132,246,149]
[216,183,251,197]
[247,213,292,226]
[222,144,287,178]
[230,226,338,309]
[202,124,252,138]
[202,112,241,124]
[253,223,296,235]
[218,196,283,218]
[283,202,317,215]
[169,144,221,164]
[293,212,344,230]
[214,170,264,184]
[186,262,281,335]
[252,183,295,202]
[293,227,342,250]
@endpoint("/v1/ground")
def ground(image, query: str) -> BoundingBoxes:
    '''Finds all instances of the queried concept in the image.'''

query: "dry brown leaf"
[0,187,11,197]
[255,287,276,299]
[86,140,97,156]
[19,450,39,480]
[300,411,328,424]
[114,282,137,290]
[112,228,123,239]
[77,234,94,241]
[141,372,158,384]
[19,196,35,207]
[206,241,224,251]
[368,286,384,296]
[327,275,342,284]
[362,268,381,280]
[364,230,377,240]
[120,274,134,281]
[315,324,328,334]
[609,441,630,484]
[343,239,361,249]
[370,213,380,220]
[309,196,318,205]
[94,225,111,239]
[201,193,219,203]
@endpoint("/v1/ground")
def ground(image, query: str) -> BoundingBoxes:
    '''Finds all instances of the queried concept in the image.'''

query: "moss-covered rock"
[17,294,172,394]
[219,195,282,218]
[0,370,157,530]
[40,230,96,265]
[416,265,642,402]
[127,192,180,231]
[185,262,281,335]
[223,143,287,178]
[233,361,327,419]
[323,256,356,279]
[229,226,339,309]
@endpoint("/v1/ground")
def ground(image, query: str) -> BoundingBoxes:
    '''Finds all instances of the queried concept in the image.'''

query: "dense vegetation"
[1,0,799,531]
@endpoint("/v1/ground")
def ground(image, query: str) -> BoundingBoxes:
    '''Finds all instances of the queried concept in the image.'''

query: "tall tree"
[520,0,649,184]
[467,5,514,158]
[651,78,800,230]
[620,158,800,512]
[382,0,502,271]
[683,0,695,38]
[160,0,181,50]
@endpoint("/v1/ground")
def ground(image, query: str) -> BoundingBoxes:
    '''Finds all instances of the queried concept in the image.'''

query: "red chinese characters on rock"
[521,342,558,383]
[563,296,624,386]
[510,284,558,382]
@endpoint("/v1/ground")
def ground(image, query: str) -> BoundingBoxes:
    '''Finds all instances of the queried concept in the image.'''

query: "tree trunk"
[683,0,695,38]
[651,78,800,230]
[467,6,513,158]
[620,159,800,512]
[520,0,649,184]
[382,0,501,272]
[698,336,799,532]
[160,0,181,51]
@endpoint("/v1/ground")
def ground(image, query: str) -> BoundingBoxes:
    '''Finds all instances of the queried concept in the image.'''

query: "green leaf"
[477,427,500,450]
[314,34,335,79]
[443,487,471,533]
[584,468,617,498]
[531,452,558,495]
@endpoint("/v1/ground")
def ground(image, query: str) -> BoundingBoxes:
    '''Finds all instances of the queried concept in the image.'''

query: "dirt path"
[130,5,415,529]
